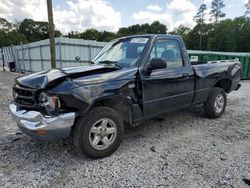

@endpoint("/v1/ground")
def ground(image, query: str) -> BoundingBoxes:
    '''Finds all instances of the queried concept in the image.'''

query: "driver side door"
[141,38,194,117]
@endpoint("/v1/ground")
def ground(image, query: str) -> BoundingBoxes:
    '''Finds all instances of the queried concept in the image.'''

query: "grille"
[13,85,37,108]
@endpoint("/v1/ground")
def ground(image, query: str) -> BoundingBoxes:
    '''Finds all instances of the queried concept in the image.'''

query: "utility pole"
[47,0,56,68]
[246,0,250,16]
[1,49,5,71]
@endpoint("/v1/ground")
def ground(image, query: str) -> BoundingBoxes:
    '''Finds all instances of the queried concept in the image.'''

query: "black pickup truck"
[10,34,242,158]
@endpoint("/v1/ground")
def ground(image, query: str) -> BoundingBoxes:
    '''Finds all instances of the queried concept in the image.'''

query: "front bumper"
[9,103,76,140]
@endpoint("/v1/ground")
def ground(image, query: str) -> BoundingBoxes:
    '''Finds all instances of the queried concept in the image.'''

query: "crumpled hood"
[16,65,120,89]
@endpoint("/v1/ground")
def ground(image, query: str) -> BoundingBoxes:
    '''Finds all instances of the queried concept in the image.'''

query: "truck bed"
[191,60,242,104]
[191,59,239,65]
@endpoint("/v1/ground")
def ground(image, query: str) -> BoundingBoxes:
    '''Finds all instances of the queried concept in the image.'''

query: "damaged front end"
[9,65,124,140]
[9,103,75,140]
[10,83,76,140]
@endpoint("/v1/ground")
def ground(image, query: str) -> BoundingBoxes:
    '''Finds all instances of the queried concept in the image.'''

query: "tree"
[98,31,116,42]
[18,19,61,42]
[0,30,27,47]
[0,18,17,32]
[169,25,190,44]
[194,4,207,24]
[148,21,167,34]
[117,21,167,37]
[0,18,27,47]
[80,29,100,40]
[245,0,250,17]
[194,4,208,50]
[66,31,80,38]
[66,29,116,42]
[205,16,250,52]
[117,24,143,36]
[186,23,214,50]
[18,19,49,42]
[210,0,226,23]
[207,19,235,51]
[232,16,250,52]
[1,16,250,52]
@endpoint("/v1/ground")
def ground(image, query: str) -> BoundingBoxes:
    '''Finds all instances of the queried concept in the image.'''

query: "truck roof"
[124,34,181,39]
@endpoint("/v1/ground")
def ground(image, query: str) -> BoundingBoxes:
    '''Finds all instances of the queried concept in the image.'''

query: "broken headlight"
[39,92,61,115]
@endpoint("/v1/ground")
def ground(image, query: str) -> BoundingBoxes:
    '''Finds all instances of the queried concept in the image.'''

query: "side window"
[150,39,183,68]
[137,45,144,54]
[121,46,126,59]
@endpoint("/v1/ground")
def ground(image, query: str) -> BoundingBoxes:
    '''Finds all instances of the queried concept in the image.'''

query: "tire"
[73,106,124,159]
[204,87,227,119]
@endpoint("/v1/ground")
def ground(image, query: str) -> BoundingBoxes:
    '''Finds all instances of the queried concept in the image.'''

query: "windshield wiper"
[98,60,123,69]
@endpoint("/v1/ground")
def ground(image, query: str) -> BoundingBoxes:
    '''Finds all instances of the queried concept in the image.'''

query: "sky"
[0,0,247,34]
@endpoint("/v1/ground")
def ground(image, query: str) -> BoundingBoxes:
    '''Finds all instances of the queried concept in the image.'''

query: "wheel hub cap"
[214,94,225,113]
[89,118,117,151]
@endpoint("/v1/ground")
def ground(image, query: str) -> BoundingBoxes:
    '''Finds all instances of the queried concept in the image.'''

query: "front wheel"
[204,87,227,119]
[73,106,124,159]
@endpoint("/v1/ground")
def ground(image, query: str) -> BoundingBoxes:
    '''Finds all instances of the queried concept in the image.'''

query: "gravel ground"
[0,71,249,188]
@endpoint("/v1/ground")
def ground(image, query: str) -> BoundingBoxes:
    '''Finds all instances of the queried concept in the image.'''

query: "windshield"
[93,37,149,68]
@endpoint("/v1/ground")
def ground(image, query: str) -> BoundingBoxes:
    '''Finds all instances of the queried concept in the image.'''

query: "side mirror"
[150,58,167,70]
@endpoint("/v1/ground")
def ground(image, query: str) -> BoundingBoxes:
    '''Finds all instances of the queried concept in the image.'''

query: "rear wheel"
[204,87,227,119]
[73,106,124,159]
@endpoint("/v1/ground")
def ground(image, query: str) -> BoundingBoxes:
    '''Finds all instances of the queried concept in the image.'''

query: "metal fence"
[1,37,106,72]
